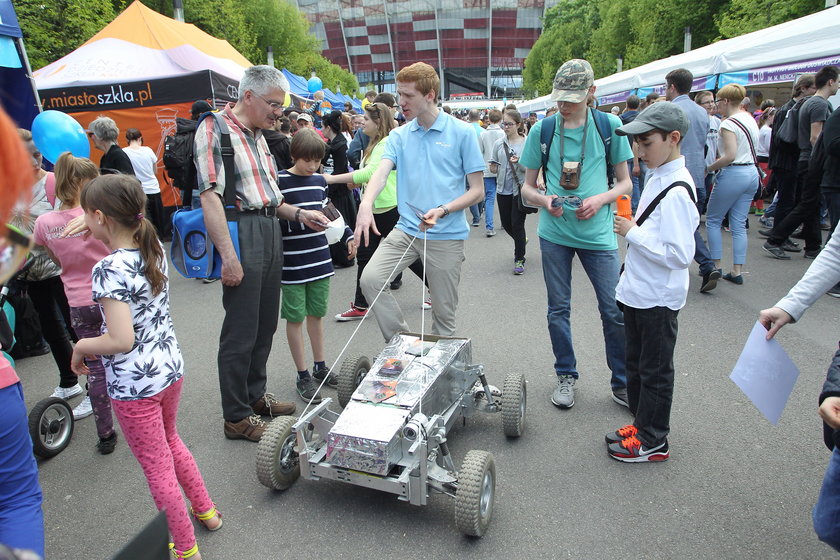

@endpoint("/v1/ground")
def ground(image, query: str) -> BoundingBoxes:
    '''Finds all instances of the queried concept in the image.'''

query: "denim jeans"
[483,177,497,230]
[539,238,626,390]
[706,165,758,264]
[814,447,840,552]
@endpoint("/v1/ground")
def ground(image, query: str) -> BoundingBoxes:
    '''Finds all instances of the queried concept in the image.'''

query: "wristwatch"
[437,204,450,217]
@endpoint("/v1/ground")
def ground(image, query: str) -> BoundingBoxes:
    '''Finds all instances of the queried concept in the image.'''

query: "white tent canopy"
[583,5,840,104]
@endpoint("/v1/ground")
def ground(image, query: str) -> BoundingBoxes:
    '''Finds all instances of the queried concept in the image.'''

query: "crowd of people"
[3,56,840,559]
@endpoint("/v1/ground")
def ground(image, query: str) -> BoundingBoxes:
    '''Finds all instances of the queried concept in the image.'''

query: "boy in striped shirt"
[277,129,356,403]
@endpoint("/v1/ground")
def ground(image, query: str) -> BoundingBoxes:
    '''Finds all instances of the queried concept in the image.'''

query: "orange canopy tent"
[34,1,251,206]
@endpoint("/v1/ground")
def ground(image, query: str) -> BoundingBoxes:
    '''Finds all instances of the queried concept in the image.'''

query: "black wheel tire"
[256,416,300,490]
[455,450,495,537]
[28,397,74,458]
[337,354,371,408]
[501,373,526,437]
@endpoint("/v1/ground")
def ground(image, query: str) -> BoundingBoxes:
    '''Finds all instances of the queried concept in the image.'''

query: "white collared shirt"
[616,156,699,311]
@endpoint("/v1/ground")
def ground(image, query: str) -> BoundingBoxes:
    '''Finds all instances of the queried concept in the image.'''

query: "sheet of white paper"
[729,321,800,425]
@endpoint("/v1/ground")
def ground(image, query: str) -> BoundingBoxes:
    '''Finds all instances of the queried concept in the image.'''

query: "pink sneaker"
[335,304,367,322]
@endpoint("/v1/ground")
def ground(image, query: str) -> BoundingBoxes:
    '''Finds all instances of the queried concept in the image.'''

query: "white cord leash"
[301,227,427,418]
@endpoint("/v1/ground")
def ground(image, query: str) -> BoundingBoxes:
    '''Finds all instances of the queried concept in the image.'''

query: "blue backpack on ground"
[170,112,240,279]
[539,108,616,187]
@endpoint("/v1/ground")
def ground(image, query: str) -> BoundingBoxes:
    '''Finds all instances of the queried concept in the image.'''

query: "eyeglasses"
[700,100,715,106]
[501,122,516,128]
[256,94,284,112]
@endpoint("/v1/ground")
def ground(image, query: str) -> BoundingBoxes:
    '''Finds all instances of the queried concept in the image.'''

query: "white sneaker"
[73,396,93,419]
[422,292,432,310]
[51,384,83,400]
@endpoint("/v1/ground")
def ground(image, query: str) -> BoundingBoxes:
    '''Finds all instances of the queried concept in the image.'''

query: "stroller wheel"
[29,397,74,458]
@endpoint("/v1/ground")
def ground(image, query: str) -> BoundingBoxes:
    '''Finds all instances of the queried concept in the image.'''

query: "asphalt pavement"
[17,211,840,559]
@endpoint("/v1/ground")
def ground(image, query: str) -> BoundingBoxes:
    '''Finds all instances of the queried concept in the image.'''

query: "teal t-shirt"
[520,111,632,251]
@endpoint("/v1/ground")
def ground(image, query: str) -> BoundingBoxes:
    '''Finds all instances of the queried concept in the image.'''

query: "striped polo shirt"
[194,103,283,210]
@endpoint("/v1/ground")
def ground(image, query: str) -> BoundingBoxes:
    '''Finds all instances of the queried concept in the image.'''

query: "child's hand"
[61,215,89,238]
[70,346,91,376]
[613,214,635,237]
[346,239,357,260]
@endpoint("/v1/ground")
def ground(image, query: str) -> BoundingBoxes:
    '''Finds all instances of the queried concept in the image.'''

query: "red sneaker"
[607,435,669,463]
[335,303,367,322]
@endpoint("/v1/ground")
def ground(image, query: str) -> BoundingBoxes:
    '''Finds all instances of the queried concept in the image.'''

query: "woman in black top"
[322,110,357,267]
[87,116,135,176]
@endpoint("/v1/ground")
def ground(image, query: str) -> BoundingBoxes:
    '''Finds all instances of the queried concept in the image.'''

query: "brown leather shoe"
[252,393,296,417]
[223,415,267,441]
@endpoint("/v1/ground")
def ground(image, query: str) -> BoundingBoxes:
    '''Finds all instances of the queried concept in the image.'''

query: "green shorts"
[281,278,331,323]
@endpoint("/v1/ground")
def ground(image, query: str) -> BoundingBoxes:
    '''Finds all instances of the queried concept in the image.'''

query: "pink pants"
[111,379,213,551]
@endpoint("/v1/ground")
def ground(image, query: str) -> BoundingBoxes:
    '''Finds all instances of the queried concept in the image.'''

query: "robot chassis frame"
[256,333,527,537]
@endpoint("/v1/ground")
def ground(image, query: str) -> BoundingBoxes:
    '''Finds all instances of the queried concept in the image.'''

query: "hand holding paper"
[729,321,800,425]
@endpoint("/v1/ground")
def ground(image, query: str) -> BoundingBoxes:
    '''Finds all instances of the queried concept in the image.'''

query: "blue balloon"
[307,76,323,94]
[31,110,90,164]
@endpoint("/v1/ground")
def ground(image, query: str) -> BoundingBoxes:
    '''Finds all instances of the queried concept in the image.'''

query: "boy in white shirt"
[608,102,699,462]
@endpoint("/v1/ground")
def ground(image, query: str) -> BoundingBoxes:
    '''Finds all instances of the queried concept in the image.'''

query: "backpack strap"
[197,111,237,209]
[635,180,696,227]
[590,108,615,185]
[539,114,557,177]
[44,172,57,208]
[539,111,617,187]
[727,116,763,178]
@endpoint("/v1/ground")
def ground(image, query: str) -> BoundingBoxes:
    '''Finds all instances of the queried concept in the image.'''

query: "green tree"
[620,0,728,68]
[243,0,319,67]
[241,0,359,96]
[185,1,256,62]
[716,0,823,38]
[522,0,601,96]
[17,0,120,70]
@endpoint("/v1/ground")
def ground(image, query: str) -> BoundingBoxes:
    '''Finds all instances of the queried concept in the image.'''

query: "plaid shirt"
[194,103,283,210]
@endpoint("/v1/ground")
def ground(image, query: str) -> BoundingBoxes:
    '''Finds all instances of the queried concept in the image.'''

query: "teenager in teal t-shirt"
[519,59,633,412]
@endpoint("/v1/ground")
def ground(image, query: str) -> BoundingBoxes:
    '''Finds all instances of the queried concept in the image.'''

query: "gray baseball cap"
[550,59,595,103]
[616,102,689,136]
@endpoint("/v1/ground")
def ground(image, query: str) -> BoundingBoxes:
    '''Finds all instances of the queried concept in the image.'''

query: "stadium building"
[294,0,558,99]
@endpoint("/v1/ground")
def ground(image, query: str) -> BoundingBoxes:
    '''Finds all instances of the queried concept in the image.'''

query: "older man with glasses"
[195,65,329,442]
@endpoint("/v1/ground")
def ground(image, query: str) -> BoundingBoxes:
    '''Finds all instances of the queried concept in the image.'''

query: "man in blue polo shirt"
[356,62,486,340]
